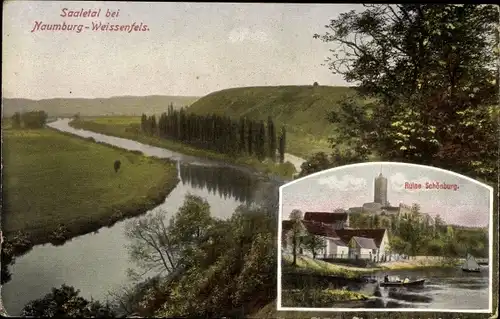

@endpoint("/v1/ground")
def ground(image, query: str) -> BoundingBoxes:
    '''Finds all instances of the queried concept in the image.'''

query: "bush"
[114,160,122,173]
[48,224,71,245]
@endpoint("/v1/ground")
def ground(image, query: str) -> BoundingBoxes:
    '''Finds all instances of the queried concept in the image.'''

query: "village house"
[281,219,390,262]
[281,219,341,258]
[336,228,390,261]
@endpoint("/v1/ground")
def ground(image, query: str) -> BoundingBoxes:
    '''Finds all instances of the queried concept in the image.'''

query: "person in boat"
[384,275,389,283]
[403,277,410,283]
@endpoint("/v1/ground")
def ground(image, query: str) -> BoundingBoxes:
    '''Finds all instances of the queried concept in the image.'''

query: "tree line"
[349,204,488,259]
[286,205,488,265]
[11,111,48,129]
[140,105,287,163]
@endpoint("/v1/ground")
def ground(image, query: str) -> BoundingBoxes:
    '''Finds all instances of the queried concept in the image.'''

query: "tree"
[267,116,277,161]
[125,211,179,277]
[256,121,267,161]
[155,205,277,318]
[141,114,148,133]
[11,112,21,128]
[298,152,333,177]
[301,234,326,259]
[167,194,213,266]
[247,120,254,155]
[150,115,157,136]
[114,160,121,173]
[278,126,286,164]
[21,111,48,128]
[22,284,116,318]
[314,4,498,183]
[238,117,246,154]
[289,209,303,266]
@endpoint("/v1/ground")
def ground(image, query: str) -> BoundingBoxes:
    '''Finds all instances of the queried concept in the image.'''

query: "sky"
[2,2,362,99]
[281,163,492,228]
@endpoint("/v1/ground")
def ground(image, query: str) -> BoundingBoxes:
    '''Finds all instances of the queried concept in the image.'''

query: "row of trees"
[140,105,287,163]
[286,210,328,263]
[349,204,488,258]
[11,111,48,129]
[285,204,488,265]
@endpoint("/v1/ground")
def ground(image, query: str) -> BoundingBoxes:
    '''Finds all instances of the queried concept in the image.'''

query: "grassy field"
[186,85,358,158]
[282,255,460,277]
[282,255,378,278]
[2,124,179,252]
[69,117,297,179]
[2,95,199,118]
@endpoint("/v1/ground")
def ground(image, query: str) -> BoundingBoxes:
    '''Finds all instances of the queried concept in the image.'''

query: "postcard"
[2,2,498,318]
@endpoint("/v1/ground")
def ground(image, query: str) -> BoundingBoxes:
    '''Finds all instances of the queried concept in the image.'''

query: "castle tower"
[374,168,388,206]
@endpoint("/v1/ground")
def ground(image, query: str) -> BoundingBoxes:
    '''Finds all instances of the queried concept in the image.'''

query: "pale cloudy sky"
[2,2,361,99]
[281,163,492,228]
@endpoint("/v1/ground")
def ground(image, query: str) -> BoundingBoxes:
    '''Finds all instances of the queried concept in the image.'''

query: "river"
[362,267,490,310]
[1,119,281,315]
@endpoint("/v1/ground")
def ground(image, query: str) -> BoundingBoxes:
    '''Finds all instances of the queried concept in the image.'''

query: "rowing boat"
[380,279,425,287]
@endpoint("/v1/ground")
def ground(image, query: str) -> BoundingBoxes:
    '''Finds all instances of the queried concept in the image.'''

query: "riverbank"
[281,288,371,308]
[2,126,180,258]
[376,256,462,270]
[283,254,461,278]
[70,117,300,178]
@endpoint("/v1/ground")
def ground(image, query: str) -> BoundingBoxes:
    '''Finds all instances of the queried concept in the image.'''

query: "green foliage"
[167,194,214,266]
[282,288,369,307]
[125,211,179,275]
[314,4,498,183]
[139,104,282,162]
[288,209,304,266]
[349,208,488,258]
[134,196,278,318]
[278,126,286,164]
[298,146,370,178]
[267,116,277,161]
[9,110,48,129]
[22,284,116,317]
[301,234,326,259]
[114,159,121,172]
[11,112,21,128]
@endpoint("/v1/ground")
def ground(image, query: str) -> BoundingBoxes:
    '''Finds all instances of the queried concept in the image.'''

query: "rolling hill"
[187,85,357,157]
[1,95,199,117]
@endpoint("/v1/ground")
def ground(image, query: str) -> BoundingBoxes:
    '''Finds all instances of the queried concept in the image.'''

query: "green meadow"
[2,124,179,250]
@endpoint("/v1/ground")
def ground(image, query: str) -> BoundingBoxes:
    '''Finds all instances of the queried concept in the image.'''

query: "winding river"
[2,119,282,315]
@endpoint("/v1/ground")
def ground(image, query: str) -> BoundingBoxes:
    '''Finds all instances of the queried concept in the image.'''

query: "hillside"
[1,95,199,117]
[187,85,357,157]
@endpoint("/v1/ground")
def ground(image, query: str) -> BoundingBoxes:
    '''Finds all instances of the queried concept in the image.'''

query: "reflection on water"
[357,267,490,310]
[179,163,258,204]
[2,119,281,316]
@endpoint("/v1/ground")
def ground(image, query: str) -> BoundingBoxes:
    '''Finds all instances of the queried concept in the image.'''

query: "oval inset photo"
[277,162,494,313]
